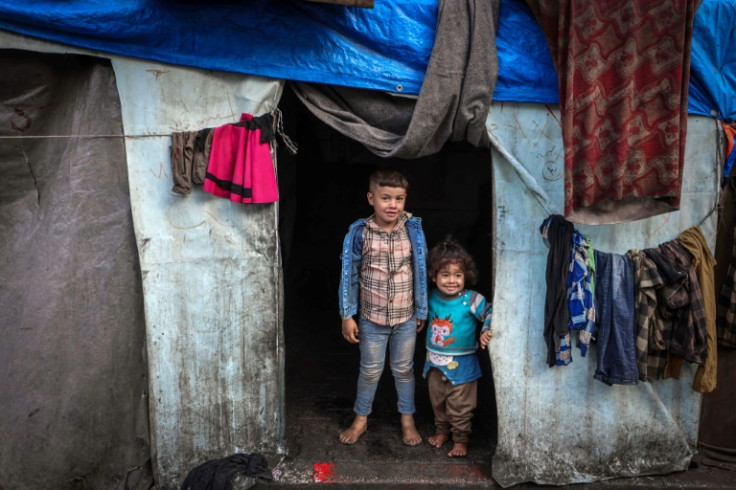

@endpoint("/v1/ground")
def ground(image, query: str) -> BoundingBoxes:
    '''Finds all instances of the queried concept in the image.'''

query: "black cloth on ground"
[180,452,272,490]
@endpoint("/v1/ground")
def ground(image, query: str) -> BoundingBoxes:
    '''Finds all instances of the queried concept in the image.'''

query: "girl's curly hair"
[427,235,478,285]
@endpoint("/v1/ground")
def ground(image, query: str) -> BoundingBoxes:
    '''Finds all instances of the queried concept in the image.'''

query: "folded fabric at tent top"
[527,0,701,225]
[292,0,499,159]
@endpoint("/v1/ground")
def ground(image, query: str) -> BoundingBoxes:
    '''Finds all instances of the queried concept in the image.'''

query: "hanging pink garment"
[203,113,279,204]
[527,1,700,225]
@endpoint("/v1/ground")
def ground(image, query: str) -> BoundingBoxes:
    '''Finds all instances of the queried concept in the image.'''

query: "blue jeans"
[594,250,638,386]
[354,315,417,416]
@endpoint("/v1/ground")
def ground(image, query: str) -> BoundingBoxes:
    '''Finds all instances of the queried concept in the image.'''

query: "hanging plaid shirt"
[579,236,596,355]
[555,333,572,366]
[660,240,709,366]
[568,230,595,357]
[627,249,664,381]
[359,213,414,326]
[643,247,687,381]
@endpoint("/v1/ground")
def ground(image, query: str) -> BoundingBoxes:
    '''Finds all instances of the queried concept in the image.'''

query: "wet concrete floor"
[249,270,735,489]
[256,268,497,487]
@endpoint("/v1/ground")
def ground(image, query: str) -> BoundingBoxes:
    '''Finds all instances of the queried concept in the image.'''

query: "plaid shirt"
[627,249,664,381]
[660,240,709,366]
[643,247,687,381]
[568,230,596,357]
[359,213,414,326]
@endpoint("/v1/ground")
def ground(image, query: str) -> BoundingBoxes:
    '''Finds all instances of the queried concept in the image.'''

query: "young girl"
[423,236,492,457]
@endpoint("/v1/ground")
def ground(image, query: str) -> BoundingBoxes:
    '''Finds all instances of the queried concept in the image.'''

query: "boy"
[338,168,428,446]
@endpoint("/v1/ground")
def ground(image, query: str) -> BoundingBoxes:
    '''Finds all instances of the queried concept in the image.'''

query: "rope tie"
[272,108,298,155]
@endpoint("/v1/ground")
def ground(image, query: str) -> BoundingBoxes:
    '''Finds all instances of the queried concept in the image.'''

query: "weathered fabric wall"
[111,62,285,488]
[0,48,150,488]
[487,102,720,487]
[0,30,286,490]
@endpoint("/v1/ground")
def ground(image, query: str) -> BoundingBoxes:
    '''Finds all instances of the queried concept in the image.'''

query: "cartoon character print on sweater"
[430,314,456,347]
[429,314,459,369]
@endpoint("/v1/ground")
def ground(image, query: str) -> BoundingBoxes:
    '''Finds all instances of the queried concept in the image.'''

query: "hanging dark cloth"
[180,452,273,490]
[171,128,213,195]
[540,215,574,367]
[291,0,499,159]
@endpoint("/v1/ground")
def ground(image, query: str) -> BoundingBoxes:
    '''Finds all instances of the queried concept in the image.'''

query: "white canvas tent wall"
[0,31,286,489]
[0,28,723,490]
[113,64,285,487]
[487,102,719,487]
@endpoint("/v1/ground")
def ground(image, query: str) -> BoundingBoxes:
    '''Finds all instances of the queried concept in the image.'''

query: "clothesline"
[541,214,719,392]
[1,109,298,154]
[0,134,166,139]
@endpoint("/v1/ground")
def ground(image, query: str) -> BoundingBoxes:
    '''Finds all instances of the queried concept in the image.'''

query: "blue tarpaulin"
[0,0,734,119]
[689,0,736,120]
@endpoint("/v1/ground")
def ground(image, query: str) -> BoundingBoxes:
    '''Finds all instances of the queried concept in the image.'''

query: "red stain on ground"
[313,462,335,483]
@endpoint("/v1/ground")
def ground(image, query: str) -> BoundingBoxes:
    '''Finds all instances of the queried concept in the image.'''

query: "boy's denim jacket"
[338,216,428,322]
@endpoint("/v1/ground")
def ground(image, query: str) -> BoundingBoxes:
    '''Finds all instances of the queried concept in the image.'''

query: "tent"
[1,0,734,488]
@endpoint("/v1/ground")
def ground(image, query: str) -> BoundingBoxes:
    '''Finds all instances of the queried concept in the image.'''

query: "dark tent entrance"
[276,85,497,480]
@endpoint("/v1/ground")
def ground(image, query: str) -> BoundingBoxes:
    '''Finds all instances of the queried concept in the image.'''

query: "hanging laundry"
[526,0,701,225]
[658,240,708,378]
[642,247,687,381]
[717,222,736,347]
[626,249,664,381]
[678,226,718,392]
[170,128,213,195]
[541,216,597,365]
[593,250,638,386]
[581,236,597,355]
[540,215,574,367]
[203,113,279,204]
[568,230,596,356]
[722,121,736,179]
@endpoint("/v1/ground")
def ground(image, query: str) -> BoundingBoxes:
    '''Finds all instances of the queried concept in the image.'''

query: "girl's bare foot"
[339,415,367,444]
[447,442,468,457]
[400,414,422,446]
[428,433,450,448]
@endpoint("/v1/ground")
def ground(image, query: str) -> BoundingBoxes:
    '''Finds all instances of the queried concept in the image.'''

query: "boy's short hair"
[427,235,479,285]
[369,168,409,193]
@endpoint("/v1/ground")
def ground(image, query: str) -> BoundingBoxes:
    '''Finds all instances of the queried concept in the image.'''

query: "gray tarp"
[0,50,150,489]
[292,0,499,159]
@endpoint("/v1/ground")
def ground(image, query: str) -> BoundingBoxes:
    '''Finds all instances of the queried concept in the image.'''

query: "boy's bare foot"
[428,432,450,448]
[400,414,422,446]
[339,415,367,444]
[447,442,468,457]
